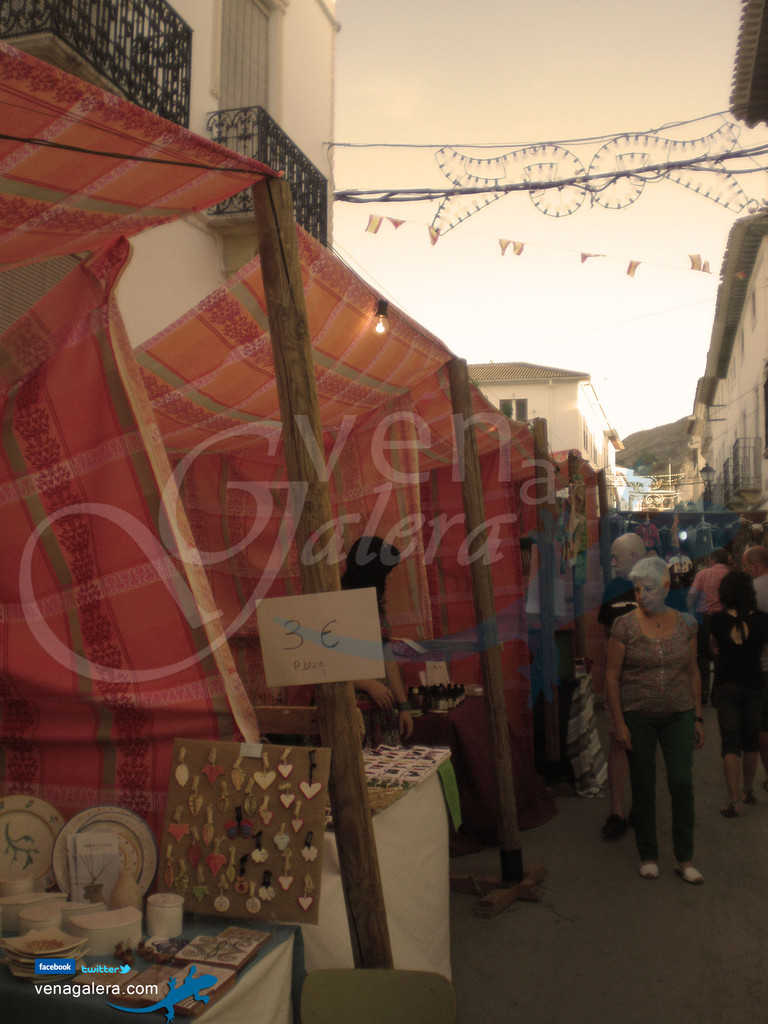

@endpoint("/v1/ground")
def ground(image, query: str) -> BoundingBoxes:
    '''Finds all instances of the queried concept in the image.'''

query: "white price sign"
[256,587,385,687]
[425,660,451,687]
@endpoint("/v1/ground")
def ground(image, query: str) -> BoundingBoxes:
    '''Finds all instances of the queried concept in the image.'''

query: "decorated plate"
[0,927,88,964]
[0,795,64,889]
[52,805,157,897]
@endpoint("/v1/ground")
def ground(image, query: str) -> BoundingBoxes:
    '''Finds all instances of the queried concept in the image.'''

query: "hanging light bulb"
[374,299,389,335]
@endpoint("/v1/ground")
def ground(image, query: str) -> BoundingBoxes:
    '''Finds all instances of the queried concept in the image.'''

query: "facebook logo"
[35,958,77,976]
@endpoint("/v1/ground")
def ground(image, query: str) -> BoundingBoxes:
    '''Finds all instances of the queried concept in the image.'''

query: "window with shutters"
[221,0,270,110]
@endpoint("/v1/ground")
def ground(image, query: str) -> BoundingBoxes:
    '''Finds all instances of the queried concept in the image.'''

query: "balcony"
[0,0,191,126]
[206,106,328,247]
[732,437,762,496]
[718,439,763,509]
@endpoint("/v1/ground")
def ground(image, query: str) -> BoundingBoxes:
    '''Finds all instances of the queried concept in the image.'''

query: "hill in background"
[615,417,691,476]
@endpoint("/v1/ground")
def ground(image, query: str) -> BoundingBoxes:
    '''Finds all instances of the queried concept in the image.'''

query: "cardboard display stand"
[159,739,330,925]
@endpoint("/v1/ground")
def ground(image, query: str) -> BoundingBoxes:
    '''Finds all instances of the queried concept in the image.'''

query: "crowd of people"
[598,535,768,883]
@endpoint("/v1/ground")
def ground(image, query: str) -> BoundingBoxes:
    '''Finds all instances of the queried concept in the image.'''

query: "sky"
[330,0,768,449]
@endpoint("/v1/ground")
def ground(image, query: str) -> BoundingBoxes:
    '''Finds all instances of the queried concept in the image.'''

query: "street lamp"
[700,463,715,510]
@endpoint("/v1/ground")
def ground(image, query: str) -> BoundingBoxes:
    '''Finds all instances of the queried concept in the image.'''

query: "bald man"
[597,532,646,839]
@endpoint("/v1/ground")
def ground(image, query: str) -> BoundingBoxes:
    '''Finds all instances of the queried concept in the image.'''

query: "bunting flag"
[499,239,525,256]
[689,254,711,273]
[366,215,406,234]
[360,215,713,279]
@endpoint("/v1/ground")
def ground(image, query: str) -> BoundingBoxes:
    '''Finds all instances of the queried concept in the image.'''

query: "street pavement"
[448,702,768,1024]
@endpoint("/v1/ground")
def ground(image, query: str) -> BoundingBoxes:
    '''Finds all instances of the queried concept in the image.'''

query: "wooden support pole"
[447,358,523,884]
[252,177,393,968]
[531,419,560,778]
[597,469,612,591]
[567,452,586,663]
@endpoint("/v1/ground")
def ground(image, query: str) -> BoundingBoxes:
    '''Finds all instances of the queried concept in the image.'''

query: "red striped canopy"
[0,41,276,267]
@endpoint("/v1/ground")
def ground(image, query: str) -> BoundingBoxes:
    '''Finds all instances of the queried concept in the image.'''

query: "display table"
[410,696,557,845]
[1,917,302,1024]
[302,771,451,979]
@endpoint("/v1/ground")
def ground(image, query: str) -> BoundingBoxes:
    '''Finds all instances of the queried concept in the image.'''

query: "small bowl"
[18,902,64,935]
[67,906,142,956]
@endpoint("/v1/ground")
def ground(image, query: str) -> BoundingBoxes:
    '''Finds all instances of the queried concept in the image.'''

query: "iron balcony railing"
[206,106,328,246]
[732,436,762,493]
[0,0,192,126]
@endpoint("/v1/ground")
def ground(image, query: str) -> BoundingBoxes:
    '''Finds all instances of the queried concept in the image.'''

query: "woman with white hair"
[604,557,705,883]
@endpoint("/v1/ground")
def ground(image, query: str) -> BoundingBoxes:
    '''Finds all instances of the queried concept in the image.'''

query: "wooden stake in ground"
[447,358,523,885]
[252,177,393,968]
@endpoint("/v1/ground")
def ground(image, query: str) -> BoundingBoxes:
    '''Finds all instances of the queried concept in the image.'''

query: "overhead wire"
[334,143,768,203]
[327,111,736,151]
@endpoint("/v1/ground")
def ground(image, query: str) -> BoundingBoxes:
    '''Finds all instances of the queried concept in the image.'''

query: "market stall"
[0,39,550,1007]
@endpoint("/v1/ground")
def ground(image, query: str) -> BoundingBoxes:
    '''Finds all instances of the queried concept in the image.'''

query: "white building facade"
[467,361,623,477]
[0,0,338,348]
[687,213,768,512]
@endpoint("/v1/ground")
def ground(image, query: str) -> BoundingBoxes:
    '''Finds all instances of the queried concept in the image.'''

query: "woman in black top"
[710,571,768,816]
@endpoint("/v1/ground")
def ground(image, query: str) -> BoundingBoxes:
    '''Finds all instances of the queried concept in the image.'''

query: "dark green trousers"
[624,709,695,863]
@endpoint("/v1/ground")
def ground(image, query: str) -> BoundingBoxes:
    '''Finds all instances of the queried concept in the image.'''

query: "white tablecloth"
[302,772,451,979]
[204,932,296,1024]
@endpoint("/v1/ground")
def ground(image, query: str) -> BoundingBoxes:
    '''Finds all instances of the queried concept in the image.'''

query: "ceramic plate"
[0,927,86,957]
[51,806,157,897]
[0,795,64,889]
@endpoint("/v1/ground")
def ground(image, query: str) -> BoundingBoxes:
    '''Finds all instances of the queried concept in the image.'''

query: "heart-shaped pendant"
[278,874,294,891]
[253,771,276,791]
[167,822,189,843]
[278,763,293,778]
[279,791,295,809]
[298,895,314,911]
[299,781,322,800]
[167,804,188,842]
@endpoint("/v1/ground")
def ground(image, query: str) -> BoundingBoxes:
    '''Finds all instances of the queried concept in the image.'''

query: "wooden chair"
[300,968,456,1024]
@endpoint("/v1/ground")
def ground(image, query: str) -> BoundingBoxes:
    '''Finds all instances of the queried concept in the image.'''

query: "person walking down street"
[741,545,768,791]
[687,548,731,705]
[709,570,768,817]
[597,533,647,840]
[605,557,705,883]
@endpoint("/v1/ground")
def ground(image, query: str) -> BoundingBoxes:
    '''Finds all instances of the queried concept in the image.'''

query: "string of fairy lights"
[331,113,768,235]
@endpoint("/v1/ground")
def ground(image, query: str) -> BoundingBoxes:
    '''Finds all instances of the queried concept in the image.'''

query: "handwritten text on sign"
[257,588,385,687]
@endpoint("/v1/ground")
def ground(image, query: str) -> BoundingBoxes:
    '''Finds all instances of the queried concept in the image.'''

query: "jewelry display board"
[159,739,330,925]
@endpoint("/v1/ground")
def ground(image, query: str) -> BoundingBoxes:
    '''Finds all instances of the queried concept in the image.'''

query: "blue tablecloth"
[2,914,302,1024]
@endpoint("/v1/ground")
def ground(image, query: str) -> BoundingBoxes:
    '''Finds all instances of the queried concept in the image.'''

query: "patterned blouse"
[611,610,697,716]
